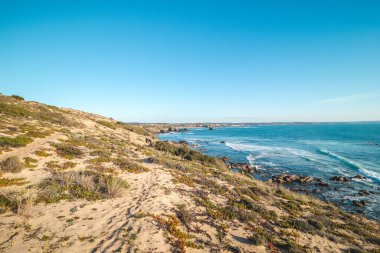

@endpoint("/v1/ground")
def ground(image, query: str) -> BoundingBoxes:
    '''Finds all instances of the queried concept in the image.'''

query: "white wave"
[226,142,282,152]
[319,149,380,181]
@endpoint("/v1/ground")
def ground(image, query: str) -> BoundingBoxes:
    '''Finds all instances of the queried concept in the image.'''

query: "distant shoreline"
[143,121,380,134]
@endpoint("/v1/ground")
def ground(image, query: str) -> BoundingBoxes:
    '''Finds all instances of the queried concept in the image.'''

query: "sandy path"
[0,167,178,253]
[0,132,64,161]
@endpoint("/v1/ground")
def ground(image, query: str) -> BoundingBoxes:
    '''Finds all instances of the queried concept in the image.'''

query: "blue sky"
[1,0,379,122]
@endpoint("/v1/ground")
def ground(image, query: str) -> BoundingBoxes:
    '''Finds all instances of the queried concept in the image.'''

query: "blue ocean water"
[159,122,380,220]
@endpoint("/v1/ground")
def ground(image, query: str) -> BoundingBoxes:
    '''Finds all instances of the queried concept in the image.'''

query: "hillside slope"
[0,94,379,253]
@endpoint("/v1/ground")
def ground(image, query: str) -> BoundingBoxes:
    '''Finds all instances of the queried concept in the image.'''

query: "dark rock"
[352,200,367,208]
[330,176,351,182]
[146,157,159,163]
[358,190,370,196]
[272,173,314,184]
[226,245,242,253]
[220,156,230,163]
[299,176,314,183]
[352,175,366,180]
[316,181,330,187]
[145,138,153,145]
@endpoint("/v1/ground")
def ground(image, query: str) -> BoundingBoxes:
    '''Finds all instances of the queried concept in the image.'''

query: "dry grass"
[102,175,127,198]
[4,191,36,217]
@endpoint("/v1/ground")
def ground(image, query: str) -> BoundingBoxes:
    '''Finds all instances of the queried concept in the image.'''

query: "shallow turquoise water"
[159,122,380,220]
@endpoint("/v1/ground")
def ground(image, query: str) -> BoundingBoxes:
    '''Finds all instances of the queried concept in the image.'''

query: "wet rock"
[272,174,314,184]
[316,181,330,187]
[352,175,366,180]
[358,189,370,196]
[220,156,230,163]
[227,162,255,174]
[353,200,367,208]
[299,176,314,183]
[330,176,351,182]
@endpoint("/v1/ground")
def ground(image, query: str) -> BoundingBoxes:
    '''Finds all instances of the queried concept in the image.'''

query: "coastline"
[1,95,379,252]
[156,124,380,221]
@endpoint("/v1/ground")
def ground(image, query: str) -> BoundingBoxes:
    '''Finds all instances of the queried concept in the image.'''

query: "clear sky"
[1,0,379,123]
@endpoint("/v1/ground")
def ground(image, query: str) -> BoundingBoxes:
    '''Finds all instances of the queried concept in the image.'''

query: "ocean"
[158,122,380,220]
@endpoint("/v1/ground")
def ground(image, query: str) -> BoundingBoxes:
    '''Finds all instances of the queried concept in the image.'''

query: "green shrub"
[249,227,271,245]
[113,158,149,173]
[96,120,117,130]
[154,141,217,165]
[24,157,38,168]
[34,149,51,157]
[25,130,51,138]
[117,122,152,136]
[11,95,24,101]
[307,218,324,230]
[0,135,32,147]
[38,171,128,203]
[0,177,26,187]
[0,103,33,117]
[0,194,14,213]
[1,156,24,173]
[90,149,111,157]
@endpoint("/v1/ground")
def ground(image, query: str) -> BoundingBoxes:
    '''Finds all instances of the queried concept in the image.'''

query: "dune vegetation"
[0,94,379,253]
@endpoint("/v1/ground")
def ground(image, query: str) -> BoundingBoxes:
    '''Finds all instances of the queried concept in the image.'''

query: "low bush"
[154,141,217,165]
[0,102,33,117]
[90,149,111,157]
[1,156,24,173]
[0,177,26,187]
[117,122,152,136]
[53,143,84,159]
[11,191,35,217]
[38,171,128,203]
[24,157,38,168]
[0,135,32,147]
[96,120,117,130]
[0,194,14,213]
[34,149,51,157]
[11,95,25,101]
[102,175,127,197]
[249,226,272,245]
[25,130,51,138]
[46,160,76,170]
[113,158,149,173]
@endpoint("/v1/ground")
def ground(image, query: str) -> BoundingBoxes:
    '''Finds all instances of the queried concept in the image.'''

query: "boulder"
[316,181,330,187]
[352,175,366,180]
[271,174,314,184]
[352,200,367,208]
[358,190,370,196]
[330,176,351,182]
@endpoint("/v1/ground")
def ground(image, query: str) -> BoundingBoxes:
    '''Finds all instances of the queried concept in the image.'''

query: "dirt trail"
[0,133,64,161]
